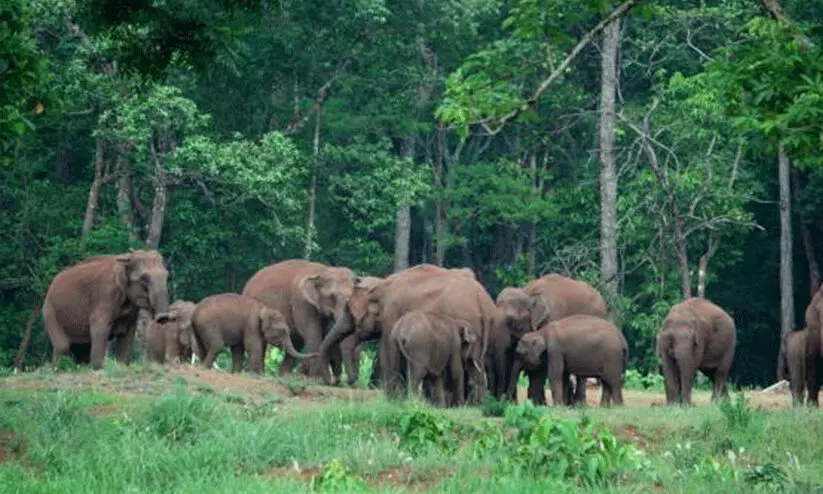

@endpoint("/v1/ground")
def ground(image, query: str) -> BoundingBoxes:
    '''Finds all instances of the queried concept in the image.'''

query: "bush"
[398,408,456,456]
[310,458,365,492]
[480,394,510,417]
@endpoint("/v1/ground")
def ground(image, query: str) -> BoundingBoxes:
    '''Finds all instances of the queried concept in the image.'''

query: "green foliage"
[141,387,218,444]
[622,369,665,391]
[0,0,50,161]
[309,458,366,493]
[398,408,456,456]
[501,406,643,487]
[480,394,511,417]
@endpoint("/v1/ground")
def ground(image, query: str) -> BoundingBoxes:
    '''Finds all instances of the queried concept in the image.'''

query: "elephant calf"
[387,310,482,407]
[143,300,197,365]
[512,314,627,407]
[657,297,736,405]
[192,293,317,374]
[781,328,807,406]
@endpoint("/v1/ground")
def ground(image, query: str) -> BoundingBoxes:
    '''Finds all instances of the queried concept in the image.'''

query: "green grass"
[0,365,821,493]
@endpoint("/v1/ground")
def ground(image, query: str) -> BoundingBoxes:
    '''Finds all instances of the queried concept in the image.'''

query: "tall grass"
[1,369,823,493]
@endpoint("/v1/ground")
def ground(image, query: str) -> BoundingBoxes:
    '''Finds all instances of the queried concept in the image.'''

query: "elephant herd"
[22,248,823,409]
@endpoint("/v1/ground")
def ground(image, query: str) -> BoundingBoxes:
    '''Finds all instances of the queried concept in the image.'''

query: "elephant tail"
[13,303,43,372]
[621,344,628,377]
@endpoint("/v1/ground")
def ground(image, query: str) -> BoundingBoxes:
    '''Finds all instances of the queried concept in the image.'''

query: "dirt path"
[1,367,792,410]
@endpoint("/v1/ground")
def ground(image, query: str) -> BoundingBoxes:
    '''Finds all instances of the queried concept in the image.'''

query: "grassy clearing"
[0,362,820,493]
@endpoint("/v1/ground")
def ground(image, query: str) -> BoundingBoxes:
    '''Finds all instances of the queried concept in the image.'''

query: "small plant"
[501,413,641,486]
[310,458,365,492]
[398,408,455,456]
[744,463,789,491]
[718,392,757,431]
[467,419,505,458]
[480,394,510,417]
[503,400,546,440]
[622,369,665,391]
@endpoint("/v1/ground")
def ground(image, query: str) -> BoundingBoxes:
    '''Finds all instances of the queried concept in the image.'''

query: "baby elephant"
[512,314,627,407]
[781,328,807,406]
[143,300,198,365]
[192,293,317,374]
[657,297,736,405]
[388,310,482,407]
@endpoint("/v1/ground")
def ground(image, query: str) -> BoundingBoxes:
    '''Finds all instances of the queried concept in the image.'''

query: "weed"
[310,458,365,492]
[479,394,510,417]
[141,387,219,444]
[398,408,456,456]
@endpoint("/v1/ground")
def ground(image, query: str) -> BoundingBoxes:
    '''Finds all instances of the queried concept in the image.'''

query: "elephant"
[388,310,483,407]
[780,328,807,406]
[143,300,198,365]
[494,274,608,405]
[805,287,823,406]
[510,314,627,407]
[14,250,171,371]
[192,293,317,374]
[242,259,357,382]
[656,297,736,405]
[317,264,497,404]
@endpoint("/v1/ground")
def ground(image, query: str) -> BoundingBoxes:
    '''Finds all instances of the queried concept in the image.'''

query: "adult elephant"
[14,250,171,370]
[494,274,608,404]
[317,264,497,404]
[805,286,823,406]
[657,297,736,405]
[241,259,356,381]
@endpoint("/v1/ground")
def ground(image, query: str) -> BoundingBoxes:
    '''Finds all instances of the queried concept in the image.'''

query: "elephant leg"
[369,353,382,388]
[113,322,137,365]
[526,367,547,406]
[47,324,71,369]
[573,376,588,405]
[246,340,264,375]
[712,351,734,402]
[408,364,425,401]
[790,375,805,406]
[806,355,820,408]
[660,355,680,405]
[547,358,566,406]
[381,339,403,399]
[433,375,447,408]
[291,310,324,378]
[89,313,113,370]
[231,345,244,373]
[679,364,695,406]
[328,344,343,385]
[450,356,466,406]
[202,341,221,370]
[340,336,361,386]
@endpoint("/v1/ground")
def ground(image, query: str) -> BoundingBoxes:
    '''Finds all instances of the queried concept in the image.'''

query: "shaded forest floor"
[0,362,818,493]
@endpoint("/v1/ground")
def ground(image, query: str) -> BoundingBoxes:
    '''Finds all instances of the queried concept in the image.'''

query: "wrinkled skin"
[657,297,736,405]
[242,259,356,381]
[805,288,823,406]
[318,264,495,404]
[512,315,627,407]
[780,328,807,406]
[15,250,171,370]
[494,274,608,405]
[143,300,198,365]
[388,311,482,407]
[192,293,316,374]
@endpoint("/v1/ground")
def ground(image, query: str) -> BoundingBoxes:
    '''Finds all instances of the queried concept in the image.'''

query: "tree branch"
[283,56,354,135]
[472,0,644,135]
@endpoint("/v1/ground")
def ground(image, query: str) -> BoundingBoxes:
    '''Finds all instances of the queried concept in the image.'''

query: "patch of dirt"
[85,404,122,417]
[614,425,649,449]
[262,464,451,492]
[0,430,24,464]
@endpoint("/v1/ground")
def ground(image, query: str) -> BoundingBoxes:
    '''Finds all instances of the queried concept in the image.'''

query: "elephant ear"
[529,292,551,331]
[297,273,324,313]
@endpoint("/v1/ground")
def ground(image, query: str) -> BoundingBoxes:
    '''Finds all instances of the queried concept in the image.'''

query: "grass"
[0,361,820,493]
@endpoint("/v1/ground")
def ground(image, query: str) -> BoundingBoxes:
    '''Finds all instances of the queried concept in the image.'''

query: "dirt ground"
[0,366,794,410]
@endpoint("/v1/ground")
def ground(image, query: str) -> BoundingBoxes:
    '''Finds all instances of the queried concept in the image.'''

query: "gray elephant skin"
[242,259,360,383]
[143,300,197,365]
[780,328,806,406]
[511,314,627,407]
[805,286,823,406]
[318,264,497,404]
[15,250,171,370]
[494,273,608,405]
[388,310,482,407]
[192,293,316,374]
[656,297,736,405]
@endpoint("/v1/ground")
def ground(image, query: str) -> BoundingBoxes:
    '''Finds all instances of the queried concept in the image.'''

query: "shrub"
[480,395,510,417]
[501,410,642,487]
[310,458,365,492]
[398,408,456,456]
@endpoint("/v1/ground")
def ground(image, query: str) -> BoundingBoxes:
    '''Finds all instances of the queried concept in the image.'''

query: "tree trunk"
[115,144,137,241]
[394,138,414,272]
[304,108,321,259]
[598,18,620,298]
[434,126,447,266]
[146,138,169,249]
[81,137,108,238]
[791,167,820,298]
[776,143,794,380]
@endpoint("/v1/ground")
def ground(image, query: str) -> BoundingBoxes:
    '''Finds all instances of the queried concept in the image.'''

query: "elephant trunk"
[150,277,171,324]
[283,333,318,359]
[507,358,524,400]
[317,306,356,384]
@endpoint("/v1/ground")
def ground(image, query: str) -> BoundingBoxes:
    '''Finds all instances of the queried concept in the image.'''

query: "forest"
[3,0,823,387]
